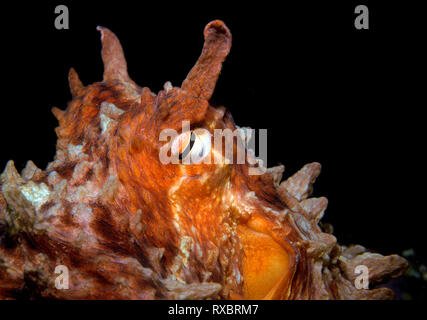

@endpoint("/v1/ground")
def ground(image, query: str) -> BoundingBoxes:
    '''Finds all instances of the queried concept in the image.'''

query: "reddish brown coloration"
[0,21,407,299]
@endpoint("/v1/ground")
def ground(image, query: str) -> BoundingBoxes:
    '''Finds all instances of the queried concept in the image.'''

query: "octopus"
[0,20,408,300]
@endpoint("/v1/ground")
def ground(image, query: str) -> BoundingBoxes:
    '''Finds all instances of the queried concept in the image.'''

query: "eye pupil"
[178,132,195,160]
[173,129,211,163]
[189,132,196,150]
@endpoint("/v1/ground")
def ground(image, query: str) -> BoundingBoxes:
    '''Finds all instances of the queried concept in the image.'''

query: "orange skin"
[0,19,409,300]
[108,21,295,299]
[111,86,299,298]
[1,20,300,299]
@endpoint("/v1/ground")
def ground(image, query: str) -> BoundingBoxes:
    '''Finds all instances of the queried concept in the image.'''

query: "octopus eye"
[171,129,211,163]
[171,131,192,158]
[189,129,211,163]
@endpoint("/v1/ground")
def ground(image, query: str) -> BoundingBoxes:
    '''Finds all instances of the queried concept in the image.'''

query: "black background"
[1,0,425,301]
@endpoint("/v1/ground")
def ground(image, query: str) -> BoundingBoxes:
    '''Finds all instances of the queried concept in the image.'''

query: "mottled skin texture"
[0,21,408,299]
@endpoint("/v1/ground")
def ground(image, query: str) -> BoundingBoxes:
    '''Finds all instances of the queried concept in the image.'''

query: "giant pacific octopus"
[0,20,408,299]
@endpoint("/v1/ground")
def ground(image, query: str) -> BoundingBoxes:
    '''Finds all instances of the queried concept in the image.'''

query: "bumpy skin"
[0,21,407,299]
